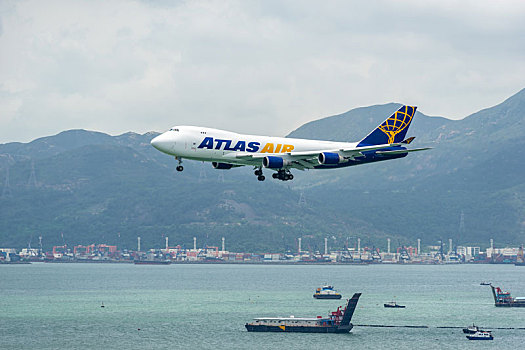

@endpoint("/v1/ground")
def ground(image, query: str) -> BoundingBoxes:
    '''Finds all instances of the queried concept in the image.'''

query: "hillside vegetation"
[1,88,525,251]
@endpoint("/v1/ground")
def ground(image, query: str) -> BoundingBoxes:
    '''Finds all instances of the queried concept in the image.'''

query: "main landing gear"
[272,169,294,181]
[254,168,294,182]
[254,168,265,181]
[175,157,183,172]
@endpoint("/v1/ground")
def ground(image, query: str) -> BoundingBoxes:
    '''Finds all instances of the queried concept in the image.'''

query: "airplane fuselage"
[152,126,356,163]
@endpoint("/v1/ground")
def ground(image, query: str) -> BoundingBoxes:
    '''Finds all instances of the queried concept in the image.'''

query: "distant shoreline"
[2,260,519,266]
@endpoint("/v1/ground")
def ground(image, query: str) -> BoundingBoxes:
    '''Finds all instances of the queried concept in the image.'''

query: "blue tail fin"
[357,105,417,146]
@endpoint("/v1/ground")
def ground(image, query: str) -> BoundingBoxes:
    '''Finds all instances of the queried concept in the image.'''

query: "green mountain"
[0,131,391,252]
[1,88,525,251]
[288,88,525,247]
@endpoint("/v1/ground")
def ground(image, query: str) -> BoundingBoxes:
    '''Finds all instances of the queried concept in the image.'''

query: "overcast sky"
[1,0,524,143]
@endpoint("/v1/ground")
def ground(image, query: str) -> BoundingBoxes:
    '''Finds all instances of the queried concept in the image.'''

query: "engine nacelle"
[263,156,288,169]
[212,162,234,170]
[318,152,344,165]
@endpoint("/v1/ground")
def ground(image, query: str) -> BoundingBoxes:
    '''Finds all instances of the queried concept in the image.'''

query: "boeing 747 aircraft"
[151,105,430,181]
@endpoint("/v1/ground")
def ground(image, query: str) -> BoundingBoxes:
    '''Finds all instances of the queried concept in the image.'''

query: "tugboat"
[245,293,361,333]
[313,285,342,299]
[384,301,405,308]
[462,324,480,334]
[466,330,494,340]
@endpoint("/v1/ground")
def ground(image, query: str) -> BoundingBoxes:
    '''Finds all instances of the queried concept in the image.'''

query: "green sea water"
[1,263,524,349]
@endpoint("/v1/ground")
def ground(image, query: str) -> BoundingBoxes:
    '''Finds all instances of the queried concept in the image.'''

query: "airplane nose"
[151,134,173,153]
[151,135,161,149]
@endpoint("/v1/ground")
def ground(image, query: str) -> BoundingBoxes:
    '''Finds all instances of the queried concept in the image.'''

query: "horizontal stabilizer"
[376,147,431,155]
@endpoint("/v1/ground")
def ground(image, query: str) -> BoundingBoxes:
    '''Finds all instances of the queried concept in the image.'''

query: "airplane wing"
[227,151,317,170]
[228,143,406,170]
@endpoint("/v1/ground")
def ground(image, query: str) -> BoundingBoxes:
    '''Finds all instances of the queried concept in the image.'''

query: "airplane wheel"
[272,173,278,179]
[254,169,262,176]
[288,174,294,180]
[257,175,265,181]
[176,166,184,172]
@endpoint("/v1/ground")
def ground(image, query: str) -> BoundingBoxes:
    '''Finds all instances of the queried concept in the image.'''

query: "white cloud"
[0,0,524,143]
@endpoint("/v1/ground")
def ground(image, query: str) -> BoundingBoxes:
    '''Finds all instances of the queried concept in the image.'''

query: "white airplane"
[151,105,430,181]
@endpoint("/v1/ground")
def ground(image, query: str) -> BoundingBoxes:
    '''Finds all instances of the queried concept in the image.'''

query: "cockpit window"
[169,128,180,132]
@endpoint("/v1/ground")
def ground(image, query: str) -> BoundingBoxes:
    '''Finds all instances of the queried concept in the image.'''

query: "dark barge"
[245,293,361,333]
[134,260,171,265]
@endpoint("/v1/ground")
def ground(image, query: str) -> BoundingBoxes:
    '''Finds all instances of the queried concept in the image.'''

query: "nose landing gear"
[272,169,294,181]
[175,157,183,172]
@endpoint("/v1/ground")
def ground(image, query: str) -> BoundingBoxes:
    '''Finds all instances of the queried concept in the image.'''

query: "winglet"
[401,136,415,144]
[358,106,417,146]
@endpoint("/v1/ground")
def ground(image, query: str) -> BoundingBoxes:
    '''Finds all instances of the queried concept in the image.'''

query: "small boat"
[462,324,479,334]
[466,330,493,340]
[313,285,342,299]
[384,301,405,308]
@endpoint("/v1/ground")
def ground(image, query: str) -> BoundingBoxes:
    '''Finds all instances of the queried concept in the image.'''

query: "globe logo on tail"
[378,106,415,144]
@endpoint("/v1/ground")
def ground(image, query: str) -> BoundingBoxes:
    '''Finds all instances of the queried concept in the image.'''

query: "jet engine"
[318,152,344,165]
[212,162,234,170]
[263,156,288,169]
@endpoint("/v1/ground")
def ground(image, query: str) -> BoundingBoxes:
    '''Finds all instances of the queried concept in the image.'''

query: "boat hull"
[134,260,171,265]
[245,324,353,333]
[313,294,342,299]
[462,329,477,334]
[495,302,525,307]
[466,335,493,340]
